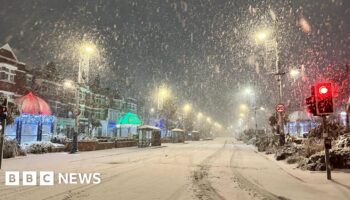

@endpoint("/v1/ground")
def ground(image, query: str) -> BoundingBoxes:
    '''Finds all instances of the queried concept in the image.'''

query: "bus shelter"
[191,130,200,141]
[137,125,161,147]
[170,128,185,143]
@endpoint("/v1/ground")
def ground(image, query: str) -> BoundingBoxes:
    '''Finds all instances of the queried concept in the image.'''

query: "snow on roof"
[138,125,161,130]
[0,43,18,61]
[171,128,185,132]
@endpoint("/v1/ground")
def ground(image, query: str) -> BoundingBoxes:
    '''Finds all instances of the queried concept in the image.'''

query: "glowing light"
[257,32,267,40]
[206,117,211,123]
[255,30,270,42]
[79,42,97,56]
[157,86,170,99]
[319,86,328,94]
[63,80,75,89]
[183,103,192,113]
[290,69,300,78]
[299,17,311,33]
[197,112,203,119]
[240,104,248,111]
[15,92,52,115]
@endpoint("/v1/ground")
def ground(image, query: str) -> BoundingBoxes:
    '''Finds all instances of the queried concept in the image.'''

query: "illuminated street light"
[240,104,248,111]
[63,80,75,89]
[80,43,96,56]
[206,117,211,123]
[255,30,270,42]
[244,87,253,95]
[197,112,203,119]
[257,32,267,41]
[150,108,155,113]
[156,85,171,109]
[260,107,265,111]
[183,103,192,114]
[290,69,300,78]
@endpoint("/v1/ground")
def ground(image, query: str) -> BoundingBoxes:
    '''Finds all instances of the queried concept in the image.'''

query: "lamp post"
[156,86,170,110]
[255,29,285,145]
[70,43,96,154]
[182,103,192,131]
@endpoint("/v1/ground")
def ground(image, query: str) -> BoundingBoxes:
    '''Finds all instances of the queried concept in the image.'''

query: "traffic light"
[0,105,7,121]
[306,86,317,116]
[315,82,334,115]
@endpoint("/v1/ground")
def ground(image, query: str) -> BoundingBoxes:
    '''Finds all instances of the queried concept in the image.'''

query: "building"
[1,43,140,141]
[0,44,32,102]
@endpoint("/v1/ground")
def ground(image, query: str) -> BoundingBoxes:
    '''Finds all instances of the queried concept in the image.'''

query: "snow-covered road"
[0,138,350,200]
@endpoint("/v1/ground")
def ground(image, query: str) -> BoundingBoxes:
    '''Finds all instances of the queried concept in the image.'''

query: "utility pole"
[274,38,286,146]
[70,57,83,154]
[322,116,331,180]
[0,98,8,169]
[255,107,258,132]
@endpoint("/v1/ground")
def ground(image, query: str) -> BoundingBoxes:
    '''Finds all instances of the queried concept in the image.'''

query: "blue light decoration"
[9,114,56,144]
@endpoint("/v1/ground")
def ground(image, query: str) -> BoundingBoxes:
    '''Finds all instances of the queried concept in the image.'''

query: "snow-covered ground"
[0,138,349,200]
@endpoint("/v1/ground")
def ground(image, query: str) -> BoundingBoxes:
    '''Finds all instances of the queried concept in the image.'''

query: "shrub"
[286,155,306,164]
[3,138,26,158]
[51,134,70,144]
[302,137,324,158]
[25,142,57,154]
[78,134,98,142]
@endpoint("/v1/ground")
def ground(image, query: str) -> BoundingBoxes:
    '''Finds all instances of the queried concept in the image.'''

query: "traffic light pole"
[322,116,331,180]
[0,98,8,169]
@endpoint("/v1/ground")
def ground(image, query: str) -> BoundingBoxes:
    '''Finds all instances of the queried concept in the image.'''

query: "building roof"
[138,125,160,130]
[0,43,18,61]
[171,128,185,132]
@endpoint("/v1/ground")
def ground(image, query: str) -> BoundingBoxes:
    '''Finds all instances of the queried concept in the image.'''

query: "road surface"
[0,138,350,200]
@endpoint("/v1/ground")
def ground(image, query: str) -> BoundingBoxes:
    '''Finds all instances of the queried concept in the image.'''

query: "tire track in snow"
[230,142,289,200]
[192,140,227,200]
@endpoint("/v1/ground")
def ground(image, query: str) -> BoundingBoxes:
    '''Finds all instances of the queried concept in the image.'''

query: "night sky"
[0,0,349,126]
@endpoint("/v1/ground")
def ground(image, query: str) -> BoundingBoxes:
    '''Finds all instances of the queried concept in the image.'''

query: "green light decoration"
[117,112,142,125]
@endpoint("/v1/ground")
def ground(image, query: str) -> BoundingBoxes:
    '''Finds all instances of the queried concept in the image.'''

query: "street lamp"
[244,87,253,95]
[206,117,211,123]
[156,85,170,110]
[70,42,97,154]
[183,103,192,114]
[240,104,248,111]
[290,69,300,79]
[63,80,75,89]
[256,31,268,42]
[77,42,97,84]
[255,27,285,144]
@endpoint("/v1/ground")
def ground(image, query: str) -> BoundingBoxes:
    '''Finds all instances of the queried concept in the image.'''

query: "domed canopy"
[117,112,142,125]
[15,92,52,115]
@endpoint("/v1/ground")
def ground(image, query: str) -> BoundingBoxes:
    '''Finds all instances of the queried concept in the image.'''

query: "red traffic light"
[319,86,328,94]
[315,83,332,97]
[314,82,333,115]
[0,106,7,113]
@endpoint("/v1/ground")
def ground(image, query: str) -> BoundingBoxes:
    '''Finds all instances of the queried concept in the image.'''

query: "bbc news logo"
[5,171,101,186]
